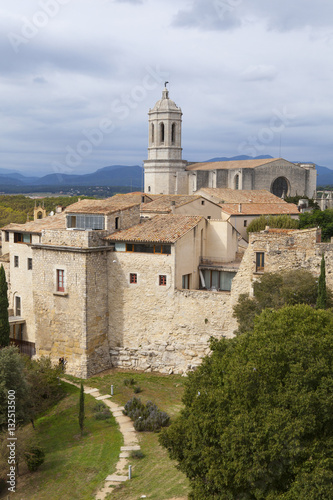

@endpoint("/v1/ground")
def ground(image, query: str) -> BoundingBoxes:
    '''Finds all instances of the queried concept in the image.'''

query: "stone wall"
[108,248,233,374]
[41,229,108,248]
[105,205,141,233]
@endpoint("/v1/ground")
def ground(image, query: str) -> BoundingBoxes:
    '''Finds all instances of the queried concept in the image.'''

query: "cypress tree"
[0,264,10,347]
[317,254,327,309]
[79,382,85,436]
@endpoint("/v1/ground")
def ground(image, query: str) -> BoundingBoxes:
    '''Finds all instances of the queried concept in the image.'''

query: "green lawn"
[16,382,123,500]
[63,370,190,499]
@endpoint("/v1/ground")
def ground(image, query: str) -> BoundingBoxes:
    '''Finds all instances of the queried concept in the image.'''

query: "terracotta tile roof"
[2,213,66,233]
[64,197,140,214]
[186,158,280,171]
[221,202,299,216]
[141,195,202,213]
[108,193,154,204]
[107,214,203,243]
[198,188,284,204]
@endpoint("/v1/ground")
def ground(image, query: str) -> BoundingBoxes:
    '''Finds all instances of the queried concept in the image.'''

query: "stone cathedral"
[143,87,316,198]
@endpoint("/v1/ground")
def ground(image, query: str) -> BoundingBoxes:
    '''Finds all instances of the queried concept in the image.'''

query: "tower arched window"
[171,123,176,144]
[151,123,154,144]
[160,122,165,143]
[234,174,239,190]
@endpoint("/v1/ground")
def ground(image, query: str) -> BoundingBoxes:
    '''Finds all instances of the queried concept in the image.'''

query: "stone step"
[84,388,99,394]
[121,445,140,451]
[106,475,128,482]
[119,452,130,458]
[95,395,112,400]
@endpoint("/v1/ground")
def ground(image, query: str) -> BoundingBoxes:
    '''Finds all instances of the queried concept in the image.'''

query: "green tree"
[317,254,327,310]
[160,305,333,499]
[24,357,64,428]
[79,382,85,436]
[0,265,9,347]
[0,347,29,430]
[299,208,333,241]
[233,270,318,334]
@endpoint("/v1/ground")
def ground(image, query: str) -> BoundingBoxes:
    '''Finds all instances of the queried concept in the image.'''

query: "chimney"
[238,203,242,213]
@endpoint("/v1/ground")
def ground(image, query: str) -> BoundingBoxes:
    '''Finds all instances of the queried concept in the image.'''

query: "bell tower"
[144,85,188,194]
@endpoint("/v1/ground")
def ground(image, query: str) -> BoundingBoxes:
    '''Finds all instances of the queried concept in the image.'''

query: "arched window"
[271,177,289,198]
[151,123,154,144]
[234,174,239,190]
[171,123,176,144]
[160,122,165,143]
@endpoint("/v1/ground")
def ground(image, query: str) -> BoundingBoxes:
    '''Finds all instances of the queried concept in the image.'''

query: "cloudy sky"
[1,0,333,177]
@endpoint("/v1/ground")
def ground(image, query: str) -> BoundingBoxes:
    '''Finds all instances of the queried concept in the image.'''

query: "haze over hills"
[0,156,332,192]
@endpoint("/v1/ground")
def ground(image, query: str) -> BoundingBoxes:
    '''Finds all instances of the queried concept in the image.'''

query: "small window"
[160,122,165,143]
[15,296,21,316]
[201,200,205,205]
[148,186,151,192]
[14,256,19,268]
[171,123,176,144]
[27,258,32,270]
[151,123,155,144]
[207,216,211,220]
[115,217,119,230]
[244,220,248,227]
[130,273,137,284]
[4,231,9,242]
[159,275,167,286]
[57,269,65,292]
[182,274,191,289]
[256,252,265,272]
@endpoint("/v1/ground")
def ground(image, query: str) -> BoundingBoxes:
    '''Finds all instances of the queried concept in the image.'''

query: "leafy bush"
[93,401,111,420]
[130,450,145,459]
[123,397,170,432]
[247,214,299,234]
[133,385,142,394]
[24,445,45,472]
[123,378,136,387]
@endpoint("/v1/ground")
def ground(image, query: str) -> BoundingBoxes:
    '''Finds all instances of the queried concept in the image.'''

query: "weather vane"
[164,81,169,88]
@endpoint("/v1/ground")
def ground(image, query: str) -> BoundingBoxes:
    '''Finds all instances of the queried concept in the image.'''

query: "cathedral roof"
[106,214,203,243]
[186,158,281,171]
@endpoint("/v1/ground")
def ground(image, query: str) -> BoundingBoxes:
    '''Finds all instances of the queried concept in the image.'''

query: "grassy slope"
[16,383,123,500]
[65,370,190,500]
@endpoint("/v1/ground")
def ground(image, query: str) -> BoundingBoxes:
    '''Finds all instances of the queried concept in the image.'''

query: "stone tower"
[144,86,188,195]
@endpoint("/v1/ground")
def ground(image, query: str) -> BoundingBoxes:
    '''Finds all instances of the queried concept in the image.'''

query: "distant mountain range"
[0,156,332,191]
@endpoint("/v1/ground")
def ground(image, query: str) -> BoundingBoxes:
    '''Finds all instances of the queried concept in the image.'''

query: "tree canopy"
[0,265,9,347]
[233,270,320,335]
[159,305,333,499]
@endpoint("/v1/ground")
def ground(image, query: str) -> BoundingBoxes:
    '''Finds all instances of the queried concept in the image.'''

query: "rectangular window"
[201,270,236,291]
[4,231,9,242]
[27,258,32,270]
[57,269,65,292]
[256,252,265,272]
[14,233,23,243]
[130,273,137,284]
[15,296,21,317]
[244,220,247,227]
[182,274,191,289]
[115,217,119,230]
[23,233,32,243]
[201,200,205,205]
[14,256,19,268]
[159,275,167,286]
[66,214,104,230]
[125,243,171,254]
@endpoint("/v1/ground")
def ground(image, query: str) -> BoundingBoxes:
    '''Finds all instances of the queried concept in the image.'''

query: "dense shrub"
[123,397,170,432]
[247,214,299,234]
[24,446,45,472]
[93,402,111,420]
